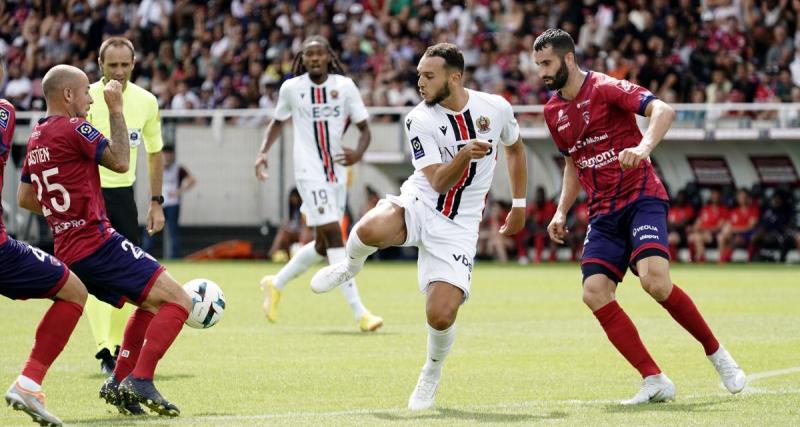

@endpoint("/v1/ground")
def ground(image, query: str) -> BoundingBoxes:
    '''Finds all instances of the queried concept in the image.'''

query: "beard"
[425,81,451,106]
[543,59,569,90]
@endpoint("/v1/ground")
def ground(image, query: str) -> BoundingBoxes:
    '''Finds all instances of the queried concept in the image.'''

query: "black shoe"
[119,376,180,417]
[99,376,146,416]
[95,348,116,375]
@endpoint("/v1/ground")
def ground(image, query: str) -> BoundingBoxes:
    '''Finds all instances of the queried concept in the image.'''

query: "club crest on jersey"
[439,125,447,135]
[557,109,568,123]
[410,136,425,160]
[475,116,491,134]
[582,111,590,125]
[0,106,9,129]
[330,90,339,99]
[75,122,101,143]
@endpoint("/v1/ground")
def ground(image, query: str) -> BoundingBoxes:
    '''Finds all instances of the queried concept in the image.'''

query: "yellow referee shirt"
[87,80,163,188]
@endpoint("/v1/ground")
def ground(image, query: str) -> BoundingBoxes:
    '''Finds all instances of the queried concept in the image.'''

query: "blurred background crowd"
[1,0,800,112]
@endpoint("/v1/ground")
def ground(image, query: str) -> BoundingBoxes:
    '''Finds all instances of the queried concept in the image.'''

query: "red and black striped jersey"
[544,71,669,219]
[401,89,520,230]
[273,73,369,183]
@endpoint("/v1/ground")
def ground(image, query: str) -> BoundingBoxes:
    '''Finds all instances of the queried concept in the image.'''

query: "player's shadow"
[319,330,400,336]
[85,372,195,381]
[604,399,725,413]
[372,407,568,423]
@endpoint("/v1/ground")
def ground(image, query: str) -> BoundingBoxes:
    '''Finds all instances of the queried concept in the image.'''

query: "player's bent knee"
[581,277,615,310]
[356,221,387,246]
[427,307,458,330]
[56,272,88,306]
[142,272,192,312]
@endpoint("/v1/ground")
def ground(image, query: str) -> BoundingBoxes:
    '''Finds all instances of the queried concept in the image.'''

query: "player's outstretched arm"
[422,139,491,194]
[17,182,43,215]
[335,120,371,166]
[500,136,527,236]
[619,100,675,170]
[549,161,580,244]
[100,80,130,173]
[254,118,285,181]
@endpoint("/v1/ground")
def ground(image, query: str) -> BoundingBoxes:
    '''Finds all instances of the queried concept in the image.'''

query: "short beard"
[543,58,569,91]
[425,82,451,106]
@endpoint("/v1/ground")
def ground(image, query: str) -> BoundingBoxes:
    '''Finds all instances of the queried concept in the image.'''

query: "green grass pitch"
[1,261,798,426]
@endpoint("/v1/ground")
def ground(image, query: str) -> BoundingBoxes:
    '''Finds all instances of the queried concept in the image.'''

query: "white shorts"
[297,180,347,227]
[384,192,478,301]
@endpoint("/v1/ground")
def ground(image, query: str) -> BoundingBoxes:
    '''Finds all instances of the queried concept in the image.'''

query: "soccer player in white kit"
[311,43,528,410]
[254,36,383,332]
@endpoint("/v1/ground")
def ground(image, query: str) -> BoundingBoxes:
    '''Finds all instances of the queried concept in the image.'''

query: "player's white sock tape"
[426,323,456,373]
[346,230,377,269]
[274,241,323,290]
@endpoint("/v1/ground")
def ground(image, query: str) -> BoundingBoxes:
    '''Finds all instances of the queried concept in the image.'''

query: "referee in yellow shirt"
[85,37,166,374]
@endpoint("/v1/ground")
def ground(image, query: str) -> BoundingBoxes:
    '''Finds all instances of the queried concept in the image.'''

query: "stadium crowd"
[1,0,800,112]
[477,184,800,264]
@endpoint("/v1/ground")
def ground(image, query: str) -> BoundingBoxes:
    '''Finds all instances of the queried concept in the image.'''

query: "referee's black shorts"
[101,186,140,245]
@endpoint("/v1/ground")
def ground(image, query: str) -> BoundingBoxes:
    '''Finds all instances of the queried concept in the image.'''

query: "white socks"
[327,247,367,320]
[16,375,41,392]
[346,230,378,271]
[274,241,323,290]
[424,323,456,376]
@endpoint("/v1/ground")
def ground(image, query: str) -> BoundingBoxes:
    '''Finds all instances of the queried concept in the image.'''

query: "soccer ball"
[182,279,226,329]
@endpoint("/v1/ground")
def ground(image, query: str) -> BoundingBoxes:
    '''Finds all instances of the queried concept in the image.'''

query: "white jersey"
[273,73,369,182]
[401,89,520,230]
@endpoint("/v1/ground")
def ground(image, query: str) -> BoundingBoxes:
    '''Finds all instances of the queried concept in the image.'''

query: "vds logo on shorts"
[410,136,425,160]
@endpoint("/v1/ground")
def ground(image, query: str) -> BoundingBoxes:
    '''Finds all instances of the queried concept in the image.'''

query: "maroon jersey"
[21,116,112,265]
[544,72,669,218]
[0,99,15,245]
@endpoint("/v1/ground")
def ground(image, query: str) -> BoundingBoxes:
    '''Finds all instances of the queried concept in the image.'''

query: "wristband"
[512,198,526,208]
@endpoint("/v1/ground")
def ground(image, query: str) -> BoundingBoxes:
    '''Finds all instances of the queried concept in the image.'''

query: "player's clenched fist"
[547,211,568,244]
[103,80,124,112]
[461,140,492,159]
[618,145,650,170]
[254,152,269,181]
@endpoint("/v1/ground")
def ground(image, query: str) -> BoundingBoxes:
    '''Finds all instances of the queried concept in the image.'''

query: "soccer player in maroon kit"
[17,64,192,417]
[534,29,746,404]
[1,61,89,427]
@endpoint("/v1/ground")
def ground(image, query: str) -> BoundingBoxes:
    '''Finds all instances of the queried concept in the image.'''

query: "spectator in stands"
[564,195,589,261]
[668,190,696,262]
[1,1,798,110]
[478,201,514,263]
[268,188,312,262]
[142,145,196,259]
[751,191,795,262]
[717,188,760,263]
[688,189,729,262]
[526,186,558,263]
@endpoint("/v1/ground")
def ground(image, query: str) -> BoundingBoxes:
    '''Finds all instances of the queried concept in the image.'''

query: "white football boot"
[407,369,441,411]
[621,373,676,405]
[708,346,746,394]
[310,261,360,294]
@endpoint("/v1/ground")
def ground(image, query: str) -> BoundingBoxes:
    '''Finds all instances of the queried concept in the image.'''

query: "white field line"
[99,366,800,425]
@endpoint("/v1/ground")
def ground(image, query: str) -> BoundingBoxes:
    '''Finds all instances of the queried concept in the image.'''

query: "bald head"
[42,64,88,100]
[42,64,93,118]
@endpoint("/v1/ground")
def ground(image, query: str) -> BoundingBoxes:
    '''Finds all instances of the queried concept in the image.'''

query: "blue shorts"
[581,197,670,283]
[70,233,164,308]
[0,238,69,300]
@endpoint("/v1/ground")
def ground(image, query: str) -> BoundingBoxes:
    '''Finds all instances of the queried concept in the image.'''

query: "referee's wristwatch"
[151,195,165,205]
